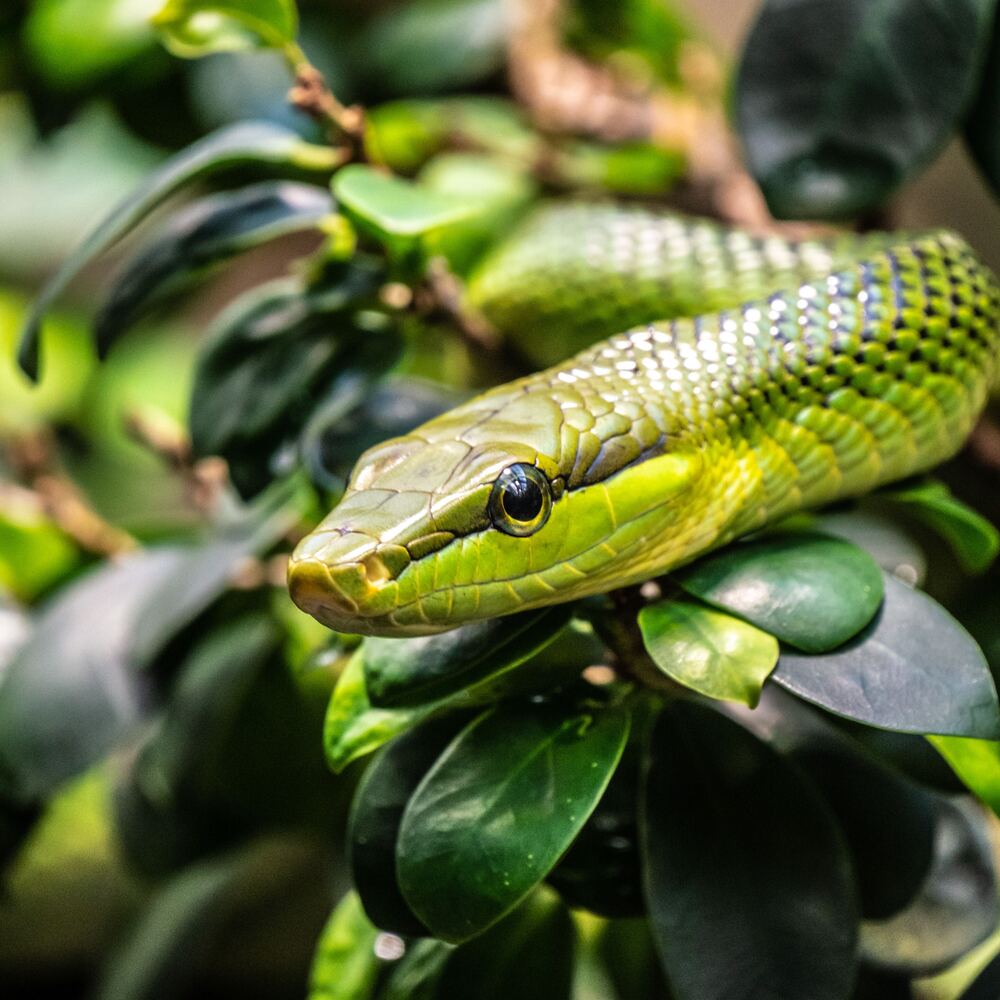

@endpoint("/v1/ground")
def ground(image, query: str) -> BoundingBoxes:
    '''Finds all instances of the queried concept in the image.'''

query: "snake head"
[289,375,706,636]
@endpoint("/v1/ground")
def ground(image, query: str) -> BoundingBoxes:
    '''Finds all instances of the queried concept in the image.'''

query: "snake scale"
[289,202,1000,636]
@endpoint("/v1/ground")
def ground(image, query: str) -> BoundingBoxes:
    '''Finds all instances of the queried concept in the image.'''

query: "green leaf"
[0,501,293,803]
[432,887,576,1000]
[637,598,778,707]
[379,939,452,1000]
[24,0,160,90]
[641,701,857,1000]
[323,619,604,772]
[19,122,341,379]
[859,799,999,975]
[962,952,1000,999]
[189,263,399,499]
[677,531,884,653]
[763,691,937,920]
[547,742,645,918]
[333,164,482,262]
[966,18,1000,198]
[773,574,1000,738]
[308,892,381,1000]
[880,480,1000,574]
[397,698,630,942]
[348,714,473,936]
[0,498,80,603]
[363,606,571,708]
[736,0,998,219]
[95,181,333,356]
[929,735,1000,816]
[595,919,673,1000]
[324,652,433,774]
[152,0,299,58]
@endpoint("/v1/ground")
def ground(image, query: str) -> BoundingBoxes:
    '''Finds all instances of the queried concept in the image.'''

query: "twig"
[288,63,365,151]
[420,256,504,353]
[5,433,136,558]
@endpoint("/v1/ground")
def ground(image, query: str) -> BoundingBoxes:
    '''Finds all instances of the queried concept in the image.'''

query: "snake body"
[289,203,1000,637]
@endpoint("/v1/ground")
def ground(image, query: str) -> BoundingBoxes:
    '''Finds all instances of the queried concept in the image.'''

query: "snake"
[288,201,1000,637]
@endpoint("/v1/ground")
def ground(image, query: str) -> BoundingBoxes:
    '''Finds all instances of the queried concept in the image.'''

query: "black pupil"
[502,474,543,522]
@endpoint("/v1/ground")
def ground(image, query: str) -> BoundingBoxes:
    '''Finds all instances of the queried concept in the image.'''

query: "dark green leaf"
[153,0,299,57]
[379,939,452,1000]
[759,689,937,919]
[929,735,1000,816]
[309,892,382,1000]
[397,698,629,942]
[880,480,1000,574]
[966,17,1000,197]
[962,952,1000,1000]
[596,919,674,1000]
[363,606,571,708]
[641,701,857,1000]
[860,799,999,975]
[189,263,399,498]
[637,597,778,706]
[677,531,884,653]
[348,714,473,936]
[433,887,575,1000]
[0,504,292,803]
[814,508,927,586]
[772,574,1000,738]
[95,181,333,356]
[736,0,998,218]
[547,743,644,918]
[324,619,604,772]
[19,122,341,379]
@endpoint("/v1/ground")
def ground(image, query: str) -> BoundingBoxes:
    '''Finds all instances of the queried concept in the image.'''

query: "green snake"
[288,202,1000,637]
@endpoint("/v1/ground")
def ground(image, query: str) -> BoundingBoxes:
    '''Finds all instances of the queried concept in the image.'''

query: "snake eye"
[489,464,552,537]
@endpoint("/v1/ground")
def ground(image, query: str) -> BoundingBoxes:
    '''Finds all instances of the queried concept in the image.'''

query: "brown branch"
[288,64,365,151]
[419,256,503,353]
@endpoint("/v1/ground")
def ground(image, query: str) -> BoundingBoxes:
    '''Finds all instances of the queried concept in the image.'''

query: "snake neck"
[545,228,1000,582]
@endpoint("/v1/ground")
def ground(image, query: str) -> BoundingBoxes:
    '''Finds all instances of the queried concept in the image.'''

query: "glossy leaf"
[860,799,999,975]
[760,690,937,919]
[962,952,1000,1000]
[95,181,333,355]
[379,939,451,1000]
[348,714,472,936]
[641,701,857,1000]
[308,892,381,1000]
[677,531,884,653]
[773,574,1000,737]
[0,504,292,803]
[547,743,645,918]
[333,164,482,261]
[880,480,1000,574]
[153,0,299,58]
[25,0,160,89]
[324,620,605,772]
[363,606,571,708]
[736,0,998,218]
[966,18,1000,197]
[397,698,630,942]
[637,598,778,707]
[433,887,575,1000]
[324,652,433,774]
[929,735,1000,817]
[189,263,398,498]
[19,122,341,379]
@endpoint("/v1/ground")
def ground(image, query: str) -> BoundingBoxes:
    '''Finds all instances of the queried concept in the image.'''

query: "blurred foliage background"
[2,1,1000,999]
